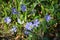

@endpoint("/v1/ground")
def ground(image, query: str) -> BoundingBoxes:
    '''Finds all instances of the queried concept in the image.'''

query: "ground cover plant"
[0,0,60,40]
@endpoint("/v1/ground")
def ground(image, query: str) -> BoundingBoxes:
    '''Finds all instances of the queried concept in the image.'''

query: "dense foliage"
[0,0,60,40]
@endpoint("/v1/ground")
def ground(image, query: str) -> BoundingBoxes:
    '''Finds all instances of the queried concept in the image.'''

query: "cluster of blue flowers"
[4,4,26,34]
[24,19,40,34]
[4,4,26,24]
[3,3,51,35]
[25,19,40,30]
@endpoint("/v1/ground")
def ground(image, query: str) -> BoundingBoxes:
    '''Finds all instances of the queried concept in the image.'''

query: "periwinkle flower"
[12,8,17,14]
[33,19,40,27]
[21,4,26,12]
[4,17,11,24]
[24,19,40,35]
[10,26,17,34]
[25,22,34,31]
[24,30,30,35]
[45,14,51,22]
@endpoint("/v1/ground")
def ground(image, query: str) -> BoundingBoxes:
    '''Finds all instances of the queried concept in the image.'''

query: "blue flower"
[4,17,11,24]
[25,22,34,31]
[33,19,40,27]
[24,30,30,35]
[12,8,17,14]
[24,19,40,35]
[21,4,26,12]
[10,26,17,33]
[45,14,51,22]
